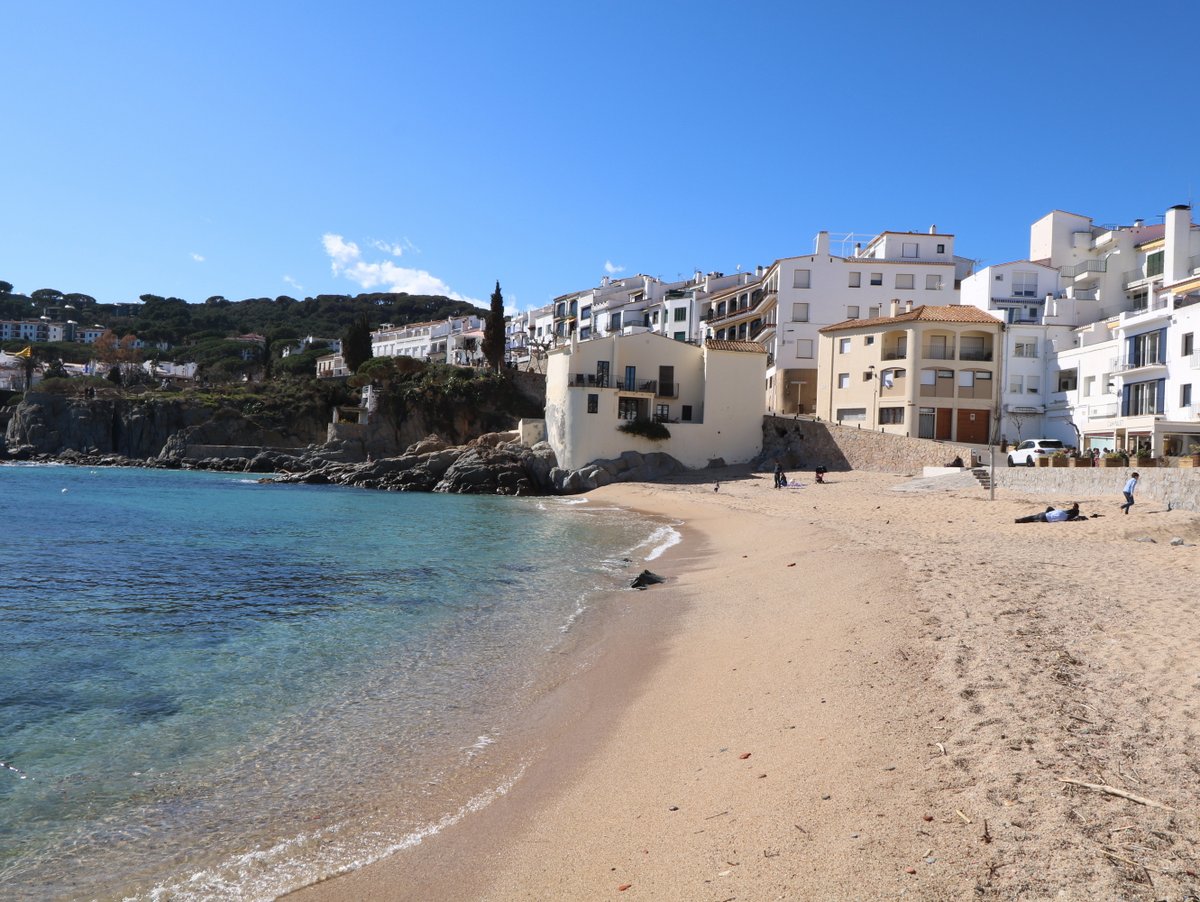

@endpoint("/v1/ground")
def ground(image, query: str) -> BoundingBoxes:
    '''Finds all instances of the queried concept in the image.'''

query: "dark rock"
[631,570,666,590]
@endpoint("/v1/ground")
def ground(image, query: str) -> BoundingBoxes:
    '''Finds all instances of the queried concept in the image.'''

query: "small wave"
[140,763,528,901]
[632,524,682,562]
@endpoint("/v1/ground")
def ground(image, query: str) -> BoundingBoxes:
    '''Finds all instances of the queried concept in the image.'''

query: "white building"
[544,331,767,471]
[701,228,969,416]
[370,315,486,366]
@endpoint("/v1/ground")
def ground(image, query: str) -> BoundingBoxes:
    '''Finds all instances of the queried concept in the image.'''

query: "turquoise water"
[0,464,670,900]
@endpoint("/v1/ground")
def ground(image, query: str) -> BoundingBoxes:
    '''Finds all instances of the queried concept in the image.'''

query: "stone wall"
[760,416,977,473]
[989,464,1200,512]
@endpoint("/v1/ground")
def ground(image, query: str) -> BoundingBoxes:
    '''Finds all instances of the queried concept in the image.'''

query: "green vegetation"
[618,418,671,441]
[483,281,505,371]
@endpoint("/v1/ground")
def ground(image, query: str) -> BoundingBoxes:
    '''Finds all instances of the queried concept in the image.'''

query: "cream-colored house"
[544,332,767,470]
[817,302,1004,444]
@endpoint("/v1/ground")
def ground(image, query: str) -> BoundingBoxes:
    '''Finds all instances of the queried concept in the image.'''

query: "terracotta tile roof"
[705,338,767,353]
[818,304,1003,333]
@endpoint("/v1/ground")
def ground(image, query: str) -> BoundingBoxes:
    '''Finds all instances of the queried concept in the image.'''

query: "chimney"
[889,298,899,317]
[601,276,610,288]
[1165,204,1192,283]
[755,264,764,277]
[905,300,913,313]
[1133,219,1145,228]
[929,224,937,234]
[854,242,862,256]
[814,231,830,256]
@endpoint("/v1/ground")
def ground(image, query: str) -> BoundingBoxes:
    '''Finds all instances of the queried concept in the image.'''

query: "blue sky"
[4,1,1198,312]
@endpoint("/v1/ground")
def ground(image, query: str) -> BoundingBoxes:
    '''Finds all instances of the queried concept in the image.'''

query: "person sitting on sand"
[1015,502,1085,524]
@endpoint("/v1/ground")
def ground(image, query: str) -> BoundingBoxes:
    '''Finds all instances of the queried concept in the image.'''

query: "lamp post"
[867,365,878,430]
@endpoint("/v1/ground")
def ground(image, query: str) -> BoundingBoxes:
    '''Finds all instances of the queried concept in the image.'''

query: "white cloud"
[604,260,624,274]
[191,252,205,263]
[368,237,420,257]
[282,275,304,292]
[321,233,478,302]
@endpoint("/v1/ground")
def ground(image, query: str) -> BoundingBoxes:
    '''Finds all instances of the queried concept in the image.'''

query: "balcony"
[1116,355,1167,372]
[922,347,954,360]
[959,349,994,362]
[1059,259,1107,279]
[656,381,680,398]
[568,372,611,388]
[1087,403,1119,419]
[882,347,907,360]
[619,379,658,394]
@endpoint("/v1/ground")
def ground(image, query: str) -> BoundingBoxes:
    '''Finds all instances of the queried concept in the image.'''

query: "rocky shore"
[1,432,690,497]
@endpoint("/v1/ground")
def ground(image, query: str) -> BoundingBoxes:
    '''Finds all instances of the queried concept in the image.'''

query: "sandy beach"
[294,468,1200,901]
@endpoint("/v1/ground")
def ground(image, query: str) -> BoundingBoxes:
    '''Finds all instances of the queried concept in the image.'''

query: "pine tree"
[483,280,506,371]
[342,313,374,374]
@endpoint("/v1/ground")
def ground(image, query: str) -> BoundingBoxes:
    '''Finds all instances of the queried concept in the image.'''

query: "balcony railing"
[882,348,907,360]
[657,382,679,398]
[1116,355,1167,371]
[568,373,611,388]
[1088,403,1119,419]
[620,379,658,394]
[922,348,954,360]
[959,349,994,361]
[1059,259,1107,279]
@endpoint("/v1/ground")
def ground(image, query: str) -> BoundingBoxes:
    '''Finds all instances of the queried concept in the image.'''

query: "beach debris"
[1171,537,1185,546]
[981,819,992,844]
[738,752,752,759]
[787,562,796,567]
[668,805,679,811]
[955,809,971,824]
[1,760,29,780]
[704,810,730,820]
[757,773,767,779]
[630,570,666,590]
[922,815,934,822]
[905,867,917,874]
[717,869,733,877]
[821,794,831,800]
[1058,778,1175,810]
[618,883,632,891]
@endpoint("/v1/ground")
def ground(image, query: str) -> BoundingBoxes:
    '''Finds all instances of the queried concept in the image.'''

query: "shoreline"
[293,468,1200,900]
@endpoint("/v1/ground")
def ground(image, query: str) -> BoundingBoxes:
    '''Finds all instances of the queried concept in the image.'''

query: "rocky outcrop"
[5,393,326,460]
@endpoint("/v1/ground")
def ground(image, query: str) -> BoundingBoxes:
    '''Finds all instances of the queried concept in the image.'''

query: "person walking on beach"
[1120,472,1139,514]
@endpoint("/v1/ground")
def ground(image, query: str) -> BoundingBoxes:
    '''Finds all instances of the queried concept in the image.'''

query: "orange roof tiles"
[818,304,1003,333]
[705,339,767,353]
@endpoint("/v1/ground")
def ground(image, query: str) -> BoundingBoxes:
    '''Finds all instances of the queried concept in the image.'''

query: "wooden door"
[935,407,952,440]
[956,408,989,444]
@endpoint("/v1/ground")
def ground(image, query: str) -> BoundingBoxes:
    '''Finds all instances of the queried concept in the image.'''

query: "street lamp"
[866,365,878,429]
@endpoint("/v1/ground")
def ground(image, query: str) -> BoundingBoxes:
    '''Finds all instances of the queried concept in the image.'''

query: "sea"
[0,463,678,901]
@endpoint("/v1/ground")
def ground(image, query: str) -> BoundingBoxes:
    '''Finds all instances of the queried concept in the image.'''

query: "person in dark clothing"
[1015,502,1084,523]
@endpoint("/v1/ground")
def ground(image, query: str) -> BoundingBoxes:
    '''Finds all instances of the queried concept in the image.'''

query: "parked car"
[1007,439,1066,467]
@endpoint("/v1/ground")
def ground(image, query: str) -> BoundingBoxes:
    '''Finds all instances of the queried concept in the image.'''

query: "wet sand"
[294,469,1200,901]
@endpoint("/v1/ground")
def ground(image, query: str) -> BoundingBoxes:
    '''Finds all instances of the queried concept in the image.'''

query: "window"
[1182,384,1193,408]
[837,408,867,422]
[1027,375,1040,394]
[673,307,687,322]
[793,269,811,289]
[1014,340,1038,358]
[1008,374,1024,394]
[581,306,591,320]
[839,337,851,354]
[1012,271,1038,297]
[655,404,669,422]
[1147,251,1164,278]
[580,326,591,339]
[936,243,945,254]
[837,373,850,389]
[1129,330,1164,367]
[848,271,861,288]
[610,312,622,331]
[847,305,859,319]
[868,306,880,318]
[682,405,693,421]
[1126,379,1164,416]
[1083,375,1095,396]
[925,274,942,290]
[896,274,914,290]
[879,407,905,424]
[1184,333,1194,357]
[1057,368,1078,392]
[792,303,809,322]
[865,336,875,345]
[870,272,883,286]
[673,330,685,342]
[795,338,813,358]
[902,242,919,259]
[587,394,598,414]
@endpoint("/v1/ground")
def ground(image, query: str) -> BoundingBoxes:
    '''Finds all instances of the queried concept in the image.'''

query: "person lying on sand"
[1015,502,1086,523]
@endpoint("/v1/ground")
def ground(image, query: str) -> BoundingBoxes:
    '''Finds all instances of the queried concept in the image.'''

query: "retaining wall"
[761,416,976,473]
[988,464,1200,512]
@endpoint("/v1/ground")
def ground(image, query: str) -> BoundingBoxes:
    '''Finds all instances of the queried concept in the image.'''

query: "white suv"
[1007,439,1066,467]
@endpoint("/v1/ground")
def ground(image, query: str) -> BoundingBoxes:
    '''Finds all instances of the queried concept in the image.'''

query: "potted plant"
[1050,450,1070,467]
[1070,453,1093,467]
[1102,451,1126,468]
[1181,450,1200,468]
[1136,454,1157,468]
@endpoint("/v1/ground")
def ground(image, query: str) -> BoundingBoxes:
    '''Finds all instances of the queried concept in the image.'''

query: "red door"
[935,408,952,440]
[956,408,989,444]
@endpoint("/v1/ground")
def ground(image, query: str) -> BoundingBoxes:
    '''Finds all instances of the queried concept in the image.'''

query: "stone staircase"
[971,467,993,490]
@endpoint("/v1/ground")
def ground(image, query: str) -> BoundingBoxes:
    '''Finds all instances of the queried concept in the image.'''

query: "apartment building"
[817,302,1003,444]
[701,228,970,417]
[544,331,766,470]
[370,315,486,365]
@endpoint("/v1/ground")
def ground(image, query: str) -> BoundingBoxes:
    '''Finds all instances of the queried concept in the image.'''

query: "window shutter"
[1127,335,1138,367]
[1158,328,1168,364]
[1121,385,1131,416]
[1157,378,1166,414]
